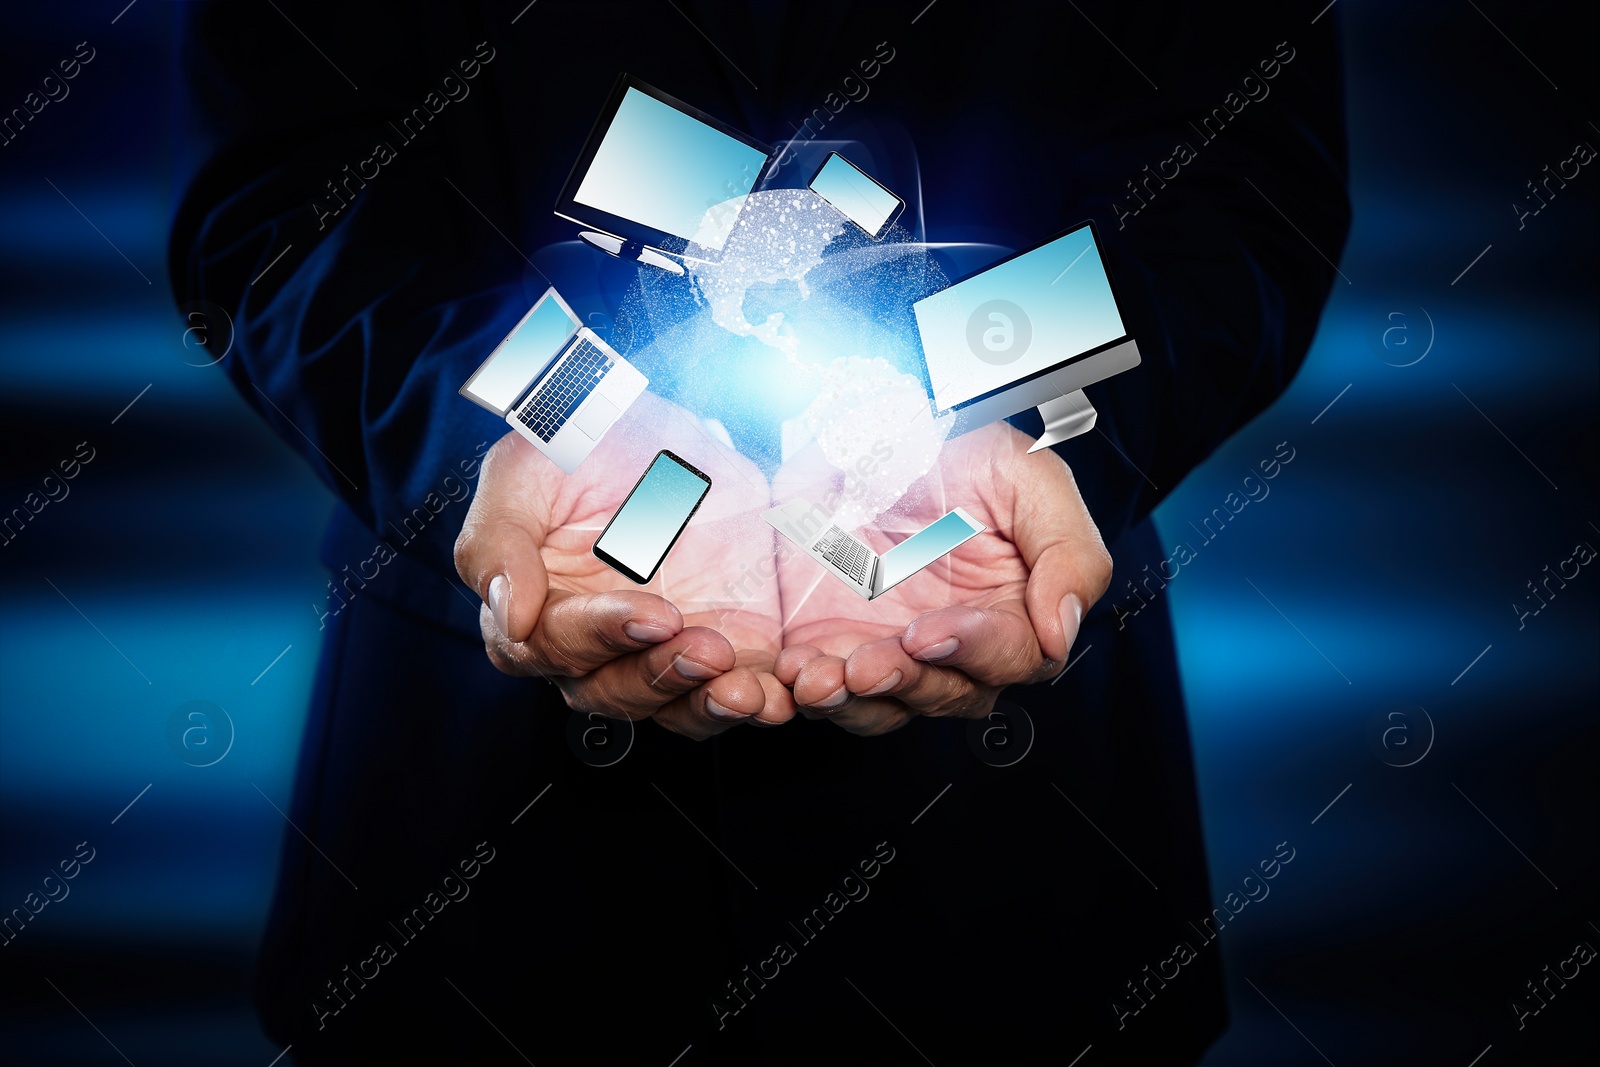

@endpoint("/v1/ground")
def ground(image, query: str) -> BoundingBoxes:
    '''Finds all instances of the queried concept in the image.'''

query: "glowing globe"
[623,188,955,527]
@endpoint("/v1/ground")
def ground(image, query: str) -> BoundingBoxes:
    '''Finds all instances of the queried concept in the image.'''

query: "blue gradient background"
[596,452,709,579]
[0,4,1595,1065]
[573,87,767,248]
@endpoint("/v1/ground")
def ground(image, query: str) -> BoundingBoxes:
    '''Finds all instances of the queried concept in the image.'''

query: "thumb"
[1010,451,1113,664]
[453,438,552,643]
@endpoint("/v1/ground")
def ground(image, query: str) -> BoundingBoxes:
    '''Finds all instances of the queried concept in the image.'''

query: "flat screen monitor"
[913,222,1129,416]
[555,74,773,259]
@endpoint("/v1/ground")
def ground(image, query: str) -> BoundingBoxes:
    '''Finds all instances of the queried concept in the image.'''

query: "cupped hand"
[771,421,1112,736]
[454,392,793,739]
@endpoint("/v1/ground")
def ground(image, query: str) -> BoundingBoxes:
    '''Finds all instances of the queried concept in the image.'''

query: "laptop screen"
[877,509,984,594]
[913,225,1126,414]
[460,291,579,416]
[571,87,768,251]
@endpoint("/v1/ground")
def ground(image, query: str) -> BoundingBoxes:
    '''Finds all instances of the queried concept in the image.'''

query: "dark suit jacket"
[170,3,1348,1062]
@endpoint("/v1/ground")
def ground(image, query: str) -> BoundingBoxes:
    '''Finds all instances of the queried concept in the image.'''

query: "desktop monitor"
[912,221,1141,450]
[555,74,774,263]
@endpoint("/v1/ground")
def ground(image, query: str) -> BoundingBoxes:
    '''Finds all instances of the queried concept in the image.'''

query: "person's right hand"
[454,392,793,739]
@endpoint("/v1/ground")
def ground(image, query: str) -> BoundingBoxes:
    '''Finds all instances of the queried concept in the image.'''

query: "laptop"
[764,498,986,600]
[912,221,1141,452]
[459,288,647,474]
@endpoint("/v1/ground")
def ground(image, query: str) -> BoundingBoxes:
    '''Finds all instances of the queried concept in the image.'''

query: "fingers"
[457,424,797,740]
[554,637,797,741]
[715,648,798,728]
[652,649,797,738]
[1022,537,1102,664]
[750,669,799,728]
[1007,449,1113,663]
[457,510,548,645]
[779,646,850,717]
[777,610,1047,732]
[556,625,734,718]
[820,699,915,737]
[772,643,912,735]
[778,645,860,720]
[839,601,1063,723]
[454,434,553,643]
[762,441,1110,734]
[480,588,690,679]
[899,604,1057,688]
[844,637,994,720]
[704,650,798,730]
[777,604,1051,734]
[775,645,834,699]
[527,590,689,675]
[623,652,796,741]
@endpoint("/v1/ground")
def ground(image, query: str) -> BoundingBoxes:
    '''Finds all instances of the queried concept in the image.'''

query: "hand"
[454,392,794,739]
[771,421,1112,736]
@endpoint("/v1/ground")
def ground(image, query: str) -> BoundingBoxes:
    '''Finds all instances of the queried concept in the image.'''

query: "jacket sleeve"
[1053,21,1350,545]
[168,1,528,579]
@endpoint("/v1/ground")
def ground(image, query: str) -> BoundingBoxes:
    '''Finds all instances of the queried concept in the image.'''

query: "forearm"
[168,1,522,577]
[1060,22,1350,542]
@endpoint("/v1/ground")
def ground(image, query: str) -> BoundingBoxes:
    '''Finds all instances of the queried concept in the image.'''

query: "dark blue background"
[2,2,1595,1064]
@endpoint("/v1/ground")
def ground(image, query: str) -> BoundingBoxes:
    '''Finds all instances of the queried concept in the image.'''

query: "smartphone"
[807,152,905,240]
[592,450,712,584]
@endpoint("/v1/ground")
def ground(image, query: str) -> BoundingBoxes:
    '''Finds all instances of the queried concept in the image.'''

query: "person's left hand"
[454,391,794,740]
[770,421,1113,736]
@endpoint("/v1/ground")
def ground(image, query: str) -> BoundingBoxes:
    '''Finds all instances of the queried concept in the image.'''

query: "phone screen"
[593,451,712,583]
[875,508,986,594]
[808,153,904,239]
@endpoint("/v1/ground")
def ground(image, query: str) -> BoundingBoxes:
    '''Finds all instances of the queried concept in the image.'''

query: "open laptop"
[764,498,986,600]
[459,287,647,474]
[912,221,1141,452]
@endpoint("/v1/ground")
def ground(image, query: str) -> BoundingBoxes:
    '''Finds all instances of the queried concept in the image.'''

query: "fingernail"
[487,574,510,637]
[914,637,959,662]
[815,685,848,708]
[1060,593,1084,651]
[704,696,745,722]
[675,656,719,680]
[748,716,782,728]
[624,621,675,643]
[860,670,901,697]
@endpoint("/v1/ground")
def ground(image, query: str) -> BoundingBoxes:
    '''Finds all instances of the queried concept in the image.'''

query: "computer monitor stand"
[579,230,685,275]
[1027,390,1097,453]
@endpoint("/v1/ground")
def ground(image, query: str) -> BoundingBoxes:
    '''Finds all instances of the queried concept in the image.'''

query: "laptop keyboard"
[515,338,614,442]
[815,526,872,585]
